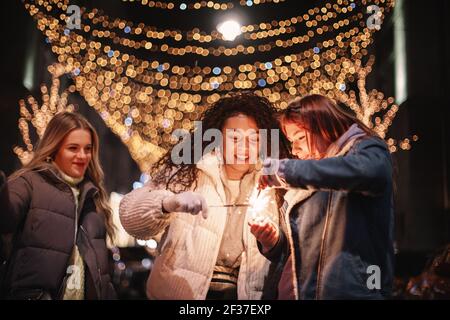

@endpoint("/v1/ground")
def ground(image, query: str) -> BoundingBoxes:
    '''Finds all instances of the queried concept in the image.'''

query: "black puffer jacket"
[0,166,116,299]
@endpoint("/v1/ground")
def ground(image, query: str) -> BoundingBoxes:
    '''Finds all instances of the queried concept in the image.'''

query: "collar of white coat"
[196,151,263,205]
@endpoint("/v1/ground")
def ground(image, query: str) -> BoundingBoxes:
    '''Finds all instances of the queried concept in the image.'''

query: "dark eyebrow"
[66,143,93,148]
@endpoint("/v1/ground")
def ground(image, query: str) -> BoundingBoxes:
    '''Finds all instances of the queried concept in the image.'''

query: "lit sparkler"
[247,187,270,219]
[208,187,270,216]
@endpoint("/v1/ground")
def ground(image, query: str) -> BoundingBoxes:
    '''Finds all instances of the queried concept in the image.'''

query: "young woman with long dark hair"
[119,92,290,300]
[255,94,395,299]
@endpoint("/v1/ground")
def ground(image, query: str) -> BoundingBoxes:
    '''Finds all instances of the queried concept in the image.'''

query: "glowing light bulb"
[217,20,242,41]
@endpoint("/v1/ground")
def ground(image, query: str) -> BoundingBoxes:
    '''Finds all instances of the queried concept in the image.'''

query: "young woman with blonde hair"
[0,112,116,300]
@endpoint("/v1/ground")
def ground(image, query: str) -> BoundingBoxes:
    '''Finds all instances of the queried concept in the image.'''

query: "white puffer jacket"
[119,152,280,300]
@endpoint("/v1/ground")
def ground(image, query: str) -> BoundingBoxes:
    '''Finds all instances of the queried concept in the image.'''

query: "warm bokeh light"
[19,0,412,166]
[217,20,242,41]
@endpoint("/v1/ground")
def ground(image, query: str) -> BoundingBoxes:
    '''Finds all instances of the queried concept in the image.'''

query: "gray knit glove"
[162,191,208,219]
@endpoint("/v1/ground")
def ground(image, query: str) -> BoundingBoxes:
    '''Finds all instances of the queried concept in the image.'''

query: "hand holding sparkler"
[248,216,280,253]
[258,158,289,190]
[162,191,208,219]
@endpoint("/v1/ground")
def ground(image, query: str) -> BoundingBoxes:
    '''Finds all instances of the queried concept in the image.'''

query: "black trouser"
[207,269,239,300]
[206,287,238,300]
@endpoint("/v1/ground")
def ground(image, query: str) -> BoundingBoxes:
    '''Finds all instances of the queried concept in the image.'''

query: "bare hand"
[248,216,279,253]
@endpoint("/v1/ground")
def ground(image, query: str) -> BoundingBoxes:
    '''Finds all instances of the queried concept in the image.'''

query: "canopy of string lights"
[18,0,415,171]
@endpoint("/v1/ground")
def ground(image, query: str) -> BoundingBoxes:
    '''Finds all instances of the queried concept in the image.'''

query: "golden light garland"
[24,7,379,148]
[122,0,234,11]
[24,0,382,84]
[49,22,371,90]
[121,0,286,11]
[66,28,372,102]
[34,0,372,46]
[86,16,361,58]
[87,2,351,43]
[34,0,361,52]
[22,0,405,160]
[52,29,368,100]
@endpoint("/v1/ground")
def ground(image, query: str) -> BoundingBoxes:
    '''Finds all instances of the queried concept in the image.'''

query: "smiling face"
[54,128,93,178]
[222,114,259,179]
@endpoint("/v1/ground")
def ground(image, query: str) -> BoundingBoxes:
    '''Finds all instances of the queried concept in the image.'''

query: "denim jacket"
[266,137,395,299]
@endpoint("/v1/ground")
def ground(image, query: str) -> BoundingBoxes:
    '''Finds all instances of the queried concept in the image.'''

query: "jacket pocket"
[348,253,369,285]
[323,252,375,299]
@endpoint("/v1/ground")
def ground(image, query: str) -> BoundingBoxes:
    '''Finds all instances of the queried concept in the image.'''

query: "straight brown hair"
[280,94,376,157]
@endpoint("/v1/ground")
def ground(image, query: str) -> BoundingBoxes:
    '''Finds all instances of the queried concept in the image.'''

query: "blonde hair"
[10,112,115,239]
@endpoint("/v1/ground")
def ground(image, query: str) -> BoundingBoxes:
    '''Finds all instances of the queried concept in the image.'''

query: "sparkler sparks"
[208,188,271,217]
[247,187,270,219]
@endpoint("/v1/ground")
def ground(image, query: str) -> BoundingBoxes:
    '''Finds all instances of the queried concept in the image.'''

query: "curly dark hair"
[150,92,291,195]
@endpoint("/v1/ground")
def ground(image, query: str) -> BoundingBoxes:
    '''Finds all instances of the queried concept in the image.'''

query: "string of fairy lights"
[74,27,368,91]
[28,1,374,90]
[35,0,365,55]
[19,0,414,159]
[83,2,357,44]
[121,0,287,11]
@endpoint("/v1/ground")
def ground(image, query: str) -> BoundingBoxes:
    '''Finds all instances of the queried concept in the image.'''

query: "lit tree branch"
[14,64,164,170]
[315,56,418,152]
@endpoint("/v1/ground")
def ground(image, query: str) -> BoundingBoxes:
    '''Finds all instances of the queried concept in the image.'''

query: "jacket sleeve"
[119,180,175,240]
[257,230,288,263]
[0,174,33,234]
[283,138,392,196]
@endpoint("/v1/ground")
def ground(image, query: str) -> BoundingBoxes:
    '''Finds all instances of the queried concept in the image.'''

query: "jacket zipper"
[80,225,103,298]
[74,189,89,245]
[284,208,300,300]
[73,199,79,248]
[315,192,333,300]
[46,171,80,246]
[52,176,77,299]
[58,182,89,297]
[42,168,97,298]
